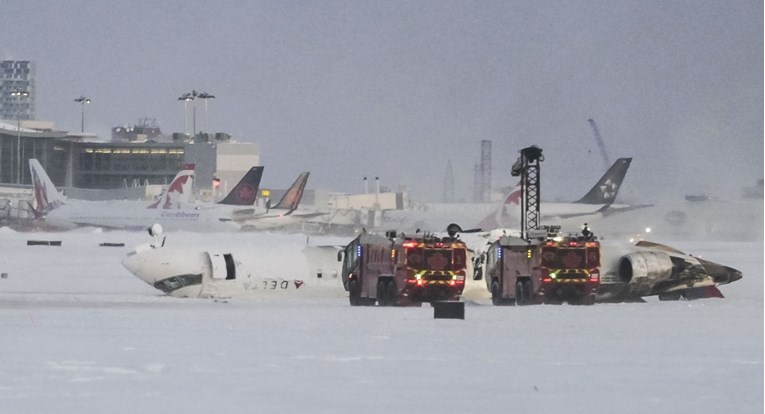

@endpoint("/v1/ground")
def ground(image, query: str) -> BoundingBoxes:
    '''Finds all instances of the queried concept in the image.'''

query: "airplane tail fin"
[219,166,264,206]
[29,159,65,214]
[147,164,195,209]
[475,182,521,230]
[271,172,310,214]
[575,158,632,204]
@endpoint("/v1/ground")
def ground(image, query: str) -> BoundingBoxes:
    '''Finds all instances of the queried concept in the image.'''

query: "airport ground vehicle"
[338,231,468,306]
[480,229,600,305]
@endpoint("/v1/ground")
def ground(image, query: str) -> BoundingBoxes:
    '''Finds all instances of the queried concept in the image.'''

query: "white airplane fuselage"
[45,201,240,232]
[122,235,346,298]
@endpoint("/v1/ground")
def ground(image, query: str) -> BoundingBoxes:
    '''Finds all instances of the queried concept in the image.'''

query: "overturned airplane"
[596,240,742,302]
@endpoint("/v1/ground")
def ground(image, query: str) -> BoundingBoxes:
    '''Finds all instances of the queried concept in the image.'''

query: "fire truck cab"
[482,230,600,305]
[338,231,468,306]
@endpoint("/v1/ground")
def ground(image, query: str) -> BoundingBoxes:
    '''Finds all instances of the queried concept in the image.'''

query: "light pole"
[191,90,198,136]
[10,88,29,184]
[197,92,215,132]
[178,92,194,134]
[73,96,91,133]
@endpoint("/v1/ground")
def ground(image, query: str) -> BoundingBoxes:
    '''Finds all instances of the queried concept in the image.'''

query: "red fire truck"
[481,231,600,305]
[338,231,469,306]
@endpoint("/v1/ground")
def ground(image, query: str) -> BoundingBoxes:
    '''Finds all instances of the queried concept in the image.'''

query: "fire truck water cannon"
[511,145,544,177]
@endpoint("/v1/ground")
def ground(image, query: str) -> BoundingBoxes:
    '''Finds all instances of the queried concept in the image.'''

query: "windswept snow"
[0,229,762,413]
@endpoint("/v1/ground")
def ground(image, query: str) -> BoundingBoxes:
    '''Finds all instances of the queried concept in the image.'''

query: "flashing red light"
[416,280,424,286]
[542,277,553,283]
[403,241,418,248]
[568,241,578,246]
[546,241,554,246]
[590,277,599,283]
[449,280,455,286]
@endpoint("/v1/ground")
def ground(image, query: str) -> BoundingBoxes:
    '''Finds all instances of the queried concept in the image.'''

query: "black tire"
[516,281,527,306]
[491,280,501,306]
[376,280,387,306]
[580,294,596,306]
[385,280,398,306]
[523,280,534,305]
[349,279,360,306]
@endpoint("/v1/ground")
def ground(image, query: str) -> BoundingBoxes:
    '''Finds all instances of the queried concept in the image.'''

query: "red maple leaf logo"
[236,183,256,204]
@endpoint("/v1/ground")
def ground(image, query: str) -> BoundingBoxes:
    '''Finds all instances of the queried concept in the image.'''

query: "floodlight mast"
[510,145,544,240]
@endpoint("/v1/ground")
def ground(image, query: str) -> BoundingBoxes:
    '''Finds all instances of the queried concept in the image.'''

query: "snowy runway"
[1,229,762,413]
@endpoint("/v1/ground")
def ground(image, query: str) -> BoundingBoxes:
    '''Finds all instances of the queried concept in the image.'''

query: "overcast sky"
[4,0,762,203]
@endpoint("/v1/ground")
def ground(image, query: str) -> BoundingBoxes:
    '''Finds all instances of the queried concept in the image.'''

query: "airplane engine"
[616,251,674,297]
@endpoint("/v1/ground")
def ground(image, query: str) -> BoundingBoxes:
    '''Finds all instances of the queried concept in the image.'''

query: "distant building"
[111,118,164,142]
[0,121,259,201]
[0,60,35,121]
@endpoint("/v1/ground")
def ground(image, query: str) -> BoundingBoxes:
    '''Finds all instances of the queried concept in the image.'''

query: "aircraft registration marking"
[242,278,306,291]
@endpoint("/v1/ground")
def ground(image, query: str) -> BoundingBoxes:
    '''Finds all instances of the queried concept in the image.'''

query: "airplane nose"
[121,252,154,285]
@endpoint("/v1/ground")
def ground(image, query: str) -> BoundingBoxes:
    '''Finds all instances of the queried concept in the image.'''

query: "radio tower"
[444,160,455,202]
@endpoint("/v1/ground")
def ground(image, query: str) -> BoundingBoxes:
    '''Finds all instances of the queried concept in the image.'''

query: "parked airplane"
[381,157,643,233]
[122,224,346,298]
[28,159,257,232]
[238,171,327,231]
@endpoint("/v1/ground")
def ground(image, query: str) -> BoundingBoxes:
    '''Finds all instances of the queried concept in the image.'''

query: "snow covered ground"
[0,227,762,413]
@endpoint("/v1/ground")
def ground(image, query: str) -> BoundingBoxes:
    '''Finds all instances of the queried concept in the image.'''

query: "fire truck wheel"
[580,294,596,305]
[523,280,533,304]
[515,281,528,306]
[376,280,387,306]
[491,280,501,306]
[385,281,397,306]
[349,280,360,306]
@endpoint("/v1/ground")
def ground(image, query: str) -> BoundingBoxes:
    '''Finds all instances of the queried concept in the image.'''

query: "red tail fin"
[475,183,521,230]
[148,164,195,209]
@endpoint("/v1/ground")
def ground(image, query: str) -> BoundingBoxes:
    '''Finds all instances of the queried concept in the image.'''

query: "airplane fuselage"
[45,202,240,232]
[122,236,345,298]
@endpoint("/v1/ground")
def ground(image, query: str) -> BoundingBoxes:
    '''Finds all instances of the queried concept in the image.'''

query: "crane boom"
[588,118,611,172]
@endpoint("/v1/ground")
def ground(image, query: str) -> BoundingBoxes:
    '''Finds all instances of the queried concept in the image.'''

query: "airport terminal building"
[0,121,259,201]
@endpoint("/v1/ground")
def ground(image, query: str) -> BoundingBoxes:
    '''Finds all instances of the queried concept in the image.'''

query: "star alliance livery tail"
[474,158,635,230]
[574,158,632,204]
[270,172,310,215]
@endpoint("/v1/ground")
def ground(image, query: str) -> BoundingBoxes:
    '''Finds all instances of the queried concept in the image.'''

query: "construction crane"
[588,118,611,172]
